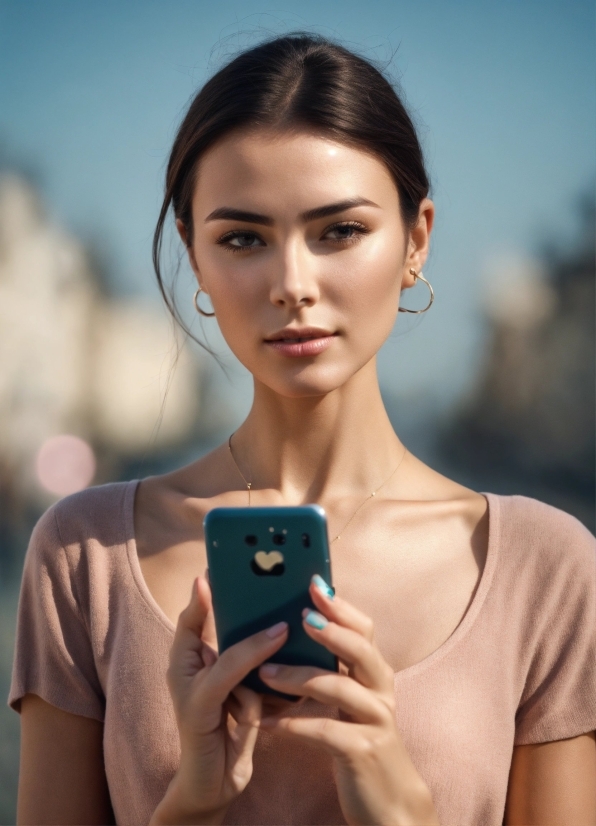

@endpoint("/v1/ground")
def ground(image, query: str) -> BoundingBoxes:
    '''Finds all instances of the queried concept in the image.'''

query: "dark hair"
[153,33,430,340]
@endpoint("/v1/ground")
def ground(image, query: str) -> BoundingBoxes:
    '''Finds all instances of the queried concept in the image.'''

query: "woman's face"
[183,129,432,398]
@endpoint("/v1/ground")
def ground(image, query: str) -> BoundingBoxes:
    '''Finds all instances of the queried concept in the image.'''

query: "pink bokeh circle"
[35,435,96,496]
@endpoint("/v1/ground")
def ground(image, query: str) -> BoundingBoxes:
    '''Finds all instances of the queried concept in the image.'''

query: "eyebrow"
[204,197,379,225]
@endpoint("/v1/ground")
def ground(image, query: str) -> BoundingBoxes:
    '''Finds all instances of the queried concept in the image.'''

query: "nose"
[269,238,320,309]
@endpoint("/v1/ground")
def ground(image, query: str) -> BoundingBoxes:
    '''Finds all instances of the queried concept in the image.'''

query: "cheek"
[197,254,270,364]
[198,248,266,312]
[209,272,263,316]
[323,237,402,331]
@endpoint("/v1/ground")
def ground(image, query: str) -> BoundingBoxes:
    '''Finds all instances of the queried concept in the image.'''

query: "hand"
[258,578,439,826]
[151,576,289,825]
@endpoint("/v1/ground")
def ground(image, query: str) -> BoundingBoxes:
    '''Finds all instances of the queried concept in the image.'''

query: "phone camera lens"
[244,535,258,546]
[272,533,285,546]
[301,533,311,548]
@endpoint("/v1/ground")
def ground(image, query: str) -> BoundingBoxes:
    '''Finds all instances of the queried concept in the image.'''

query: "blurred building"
[441,195,595,532]
[0,174,205,574]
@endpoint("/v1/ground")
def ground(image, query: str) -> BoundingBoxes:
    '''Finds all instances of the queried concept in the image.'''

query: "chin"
[257,362,356,399]
[229,339,379,398]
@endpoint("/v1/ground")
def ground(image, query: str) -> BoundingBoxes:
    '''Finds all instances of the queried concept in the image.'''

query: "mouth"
[265,326,335,342]
[264,327,338,358]
[274,336,326,343]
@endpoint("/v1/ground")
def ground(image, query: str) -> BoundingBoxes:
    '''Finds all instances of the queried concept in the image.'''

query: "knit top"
[8,480,596,826]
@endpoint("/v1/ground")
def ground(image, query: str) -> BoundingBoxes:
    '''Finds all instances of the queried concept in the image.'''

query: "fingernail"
[265,621,288,638]
[260,663,279,677]
[190,576,198,599]
[304,610,328,630]
[312,574,334,599]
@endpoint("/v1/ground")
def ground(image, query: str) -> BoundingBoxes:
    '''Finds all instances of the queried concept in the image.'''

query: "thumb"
[169,576,212,668]
[180,575,212,632]
[198,574,219,652]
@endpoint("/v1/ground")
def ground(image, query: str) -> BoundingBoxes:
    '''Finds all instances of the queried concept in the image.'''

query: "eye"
[322,221,370,244]
[217,231,265,252]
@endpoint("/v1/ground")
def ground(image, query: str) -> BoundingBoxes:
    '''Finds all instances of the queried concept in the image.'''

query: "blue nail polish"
[304,610,328,630]
[312,574,334,599]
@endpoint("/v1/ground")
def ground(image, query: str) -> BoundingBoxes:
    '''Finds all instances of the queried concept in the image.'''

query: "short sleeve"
[7,504,105,721]
[514,512,596,745]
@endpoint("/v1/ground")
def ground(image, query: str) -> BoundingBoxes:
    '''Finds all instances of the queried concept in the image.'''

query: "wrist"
[391,778,439,826]
[149,772,228,826]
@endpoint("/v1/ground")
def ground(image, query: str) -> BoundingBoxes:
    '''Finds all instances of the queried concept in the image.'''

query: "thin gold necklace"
[228,433,408,544]
[228,433,253,505]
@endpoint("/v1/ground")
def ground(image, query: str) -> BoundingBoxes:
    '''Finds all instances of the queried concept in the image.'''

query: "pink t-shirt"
[8,480,596,825]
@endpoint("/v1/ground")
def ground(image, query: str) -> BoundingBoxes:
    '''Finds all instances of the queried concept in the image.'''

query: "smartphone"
[204,505,338,698]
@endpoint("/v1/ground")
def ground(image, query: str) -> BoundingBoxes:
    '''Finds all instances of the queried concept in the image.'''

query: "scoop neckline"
[125,479,178,635]
[124,478,500,677]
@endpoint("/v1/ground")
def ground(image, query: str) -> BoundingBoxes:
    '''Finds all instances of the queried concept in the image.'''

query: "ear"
[176,218,203,285]
[401,198,434,289]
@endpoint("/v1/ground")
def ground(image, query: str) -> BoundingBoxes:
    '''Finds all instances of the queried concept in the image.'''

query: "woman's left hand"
[258,578,439,826]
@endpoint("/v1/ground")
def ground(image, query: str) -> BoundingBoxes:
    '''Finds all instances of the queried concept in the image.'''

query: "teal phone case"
[204,505,338,699]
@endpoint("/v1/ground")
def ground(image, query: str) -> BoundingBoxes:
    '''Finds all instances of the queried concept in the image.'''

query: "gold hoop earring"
[193,287,216,318]
[398,268,434,314]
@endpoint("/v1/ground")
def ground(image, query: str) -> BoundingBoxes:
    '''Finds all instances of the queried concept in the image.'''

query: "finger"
[201,621,289,706]
[224,686,262,768]
[168,576,214,676]
[198,575,218,651]
[261,693,307,718]
[258,664,387,724]
[226,684,261,727]
[201,642,217,668]
[226,685,262,723]
[260,714,371,759]
[227,707,260,760]
[301,612,393,694]
[309,576,375,642]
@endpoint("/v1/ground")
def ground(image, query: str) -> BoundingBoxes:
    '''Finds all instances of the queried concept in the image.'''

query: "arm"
[505,732,596,825]
[18,693,115,826]
[17,577,292,826]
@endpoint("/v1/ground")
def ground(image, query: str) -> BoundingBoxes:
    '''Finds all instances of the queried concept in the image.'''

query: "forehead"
[192,128,399,217]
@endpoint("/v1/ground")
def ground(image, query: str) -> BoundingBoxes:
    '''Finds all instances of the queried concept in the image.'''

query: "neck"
[230,358,404,505]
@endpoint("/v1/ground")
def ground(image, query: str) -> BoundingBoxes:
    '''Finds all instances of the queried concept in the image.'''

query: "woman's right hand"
[150,575,289,825]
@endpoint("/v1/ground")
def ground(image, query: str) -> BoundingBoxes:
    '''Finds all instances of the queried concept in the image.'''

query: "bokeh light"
[35,434,96,496]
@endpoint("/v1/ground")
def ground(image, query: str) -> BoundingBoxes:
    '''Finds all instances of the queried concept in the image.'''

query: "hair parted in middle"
[153,32,430,344]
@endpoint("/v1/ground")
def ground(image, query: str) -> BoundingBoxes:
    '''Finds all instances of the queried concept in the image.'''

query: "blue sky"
[0,0,594,408]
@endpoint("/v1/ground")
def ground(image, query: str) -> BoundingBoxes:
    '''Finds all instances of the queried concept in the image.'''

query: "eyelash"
[325,221,370,244]
[216,221,370,253]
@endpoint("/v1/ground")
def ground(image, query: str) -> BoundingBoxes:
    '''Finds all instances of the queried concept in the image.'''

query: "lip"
[264,326,338,358]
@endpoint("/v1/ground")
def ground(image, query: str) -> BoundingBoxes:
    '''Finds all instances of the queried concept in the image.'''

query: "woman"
[10,34,596,826]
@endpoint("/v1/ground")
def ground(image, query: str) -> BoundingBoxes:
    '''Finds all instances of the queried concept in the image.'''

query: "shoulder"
[27,480,137,575]
[493,493,595,554]
[46,479,137,548]
[21,481,141,642]
[489,493,595,601]
[493,497,596,742]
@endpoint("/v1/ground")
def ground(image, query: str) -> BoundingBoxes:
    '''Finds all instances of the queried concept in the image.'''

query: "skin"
[18,129,596,825]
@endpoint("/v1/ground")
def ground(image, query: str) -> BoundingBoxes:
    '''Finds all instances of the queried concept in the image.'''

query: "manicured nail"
[304,610,328,630]
[265,621,288,638]
[260,663,279,677]
[312,574,334,599]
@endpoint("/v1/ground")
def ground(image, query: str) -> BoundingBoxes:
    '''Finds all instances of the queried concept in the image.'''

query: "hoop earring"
[398,268,434,314]
[193,287,216,318]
